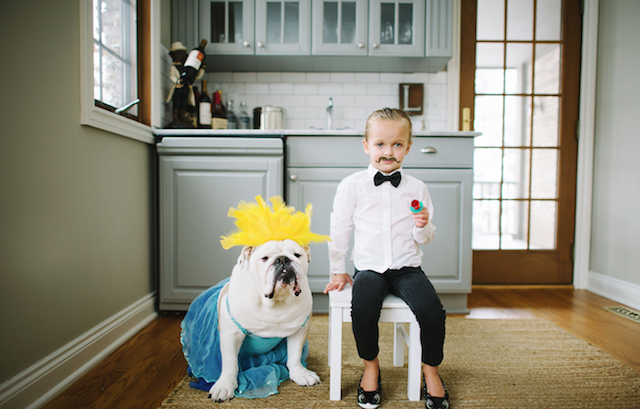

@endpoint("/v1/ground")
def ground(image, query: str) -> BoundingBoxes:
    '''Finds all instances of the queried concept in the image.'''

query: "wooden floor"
[42,287,640,409]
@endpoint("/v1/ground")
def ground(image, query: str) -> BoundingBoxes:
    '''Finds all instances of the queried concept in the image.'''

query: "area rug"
[159,316,640,408]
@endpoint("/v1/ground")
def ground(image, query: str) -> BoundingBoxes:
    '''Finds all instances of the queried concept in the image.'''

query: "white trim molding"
[79,0,156,144]
[573,0,600,289]
[0,293,157,409]
[588,271,640,312]
[446,0,461,132]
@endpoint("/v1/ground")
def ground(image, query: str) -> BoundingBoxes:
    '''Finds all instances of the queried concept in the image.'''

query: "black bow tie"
[374,171,401,187]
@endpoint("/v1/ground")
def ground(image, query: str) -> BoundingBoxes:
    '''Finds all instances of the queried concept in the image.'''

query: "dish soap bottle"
[226,100,237,129]
[239,102,250,129]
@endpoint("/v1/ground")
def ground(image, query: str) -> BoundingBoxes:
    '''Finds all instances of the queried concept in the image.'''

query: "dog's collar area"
[225,294,310,337]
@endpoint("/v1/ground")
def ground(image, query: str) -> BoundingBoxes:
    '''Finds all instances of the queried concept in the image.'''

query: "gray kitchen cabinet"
[368,0,425,57]
[157,136,284,310]
[255,0,311,55]
[199,0,255,55]
[425,0,453,58]
[286,135,472,313]
[311,0,368,56]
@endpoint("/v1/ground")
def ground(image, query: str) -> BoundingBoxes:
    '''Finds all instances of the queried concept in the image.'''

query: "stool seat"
[328,286,422,401]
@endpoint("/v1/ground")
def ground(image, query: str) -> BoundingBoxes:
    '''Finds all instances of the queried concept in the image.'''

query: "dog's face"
[239,239,310,306]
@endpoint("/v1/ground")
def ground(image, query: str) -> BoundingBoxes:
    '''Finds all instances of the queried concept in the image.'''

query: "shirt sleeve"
[328,177,356,277]
[412,182,436,245]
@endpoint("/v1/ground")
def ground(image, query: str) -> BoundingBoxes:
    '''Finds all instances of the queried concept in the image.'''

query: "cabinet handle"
[421,147,438,154]
[258,41,265,48]
[373,43,380,49]
[358,42,365,49]
[290,174,298,181]
[243,40,251,47]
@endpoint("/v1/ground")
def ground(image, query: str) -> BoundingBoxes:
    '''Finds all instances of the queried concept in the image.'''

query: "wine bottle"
[239,102,251,129]
[212,90,228,129]
[180,39,207,85]
[226,100,237,129]
[198,80,212,128]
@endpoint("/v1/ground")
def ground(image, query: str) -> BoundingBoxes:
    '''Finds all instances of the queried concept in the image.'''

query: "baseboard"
[0,293,158,409]
[587,271,640,311]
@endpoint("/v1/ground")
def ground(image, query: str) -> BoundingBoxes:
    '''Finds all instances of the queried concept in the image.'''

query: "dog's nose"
[274,256,290,266]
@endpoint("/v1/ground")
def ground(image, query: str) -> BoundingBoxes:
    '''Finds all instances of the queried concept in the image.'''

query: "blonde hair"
[363,108,412,141]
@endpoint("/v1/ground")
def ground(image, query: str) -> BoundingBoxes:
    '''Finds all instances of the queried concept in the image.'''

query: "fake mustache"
[377,157,399,163]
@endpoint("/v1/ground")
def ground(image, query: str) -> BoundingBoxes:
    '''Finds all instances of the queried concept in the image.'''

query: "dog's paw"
[289,367,321,386]
[208,380,236,402]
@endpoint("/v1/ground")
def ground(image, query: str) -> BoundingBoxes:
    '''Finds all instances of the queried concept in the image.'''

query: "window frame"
[80,0,159,144]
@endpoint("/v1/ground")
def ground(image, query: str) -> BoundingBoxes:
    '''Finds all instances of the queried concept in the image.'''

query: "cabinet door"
[311,0,368,55]
[368,0,425,57]
[255,0,311,55]
[199,0,254,55]
[287,167,356,292]
[159,155,283,310]
[407,168,473,292]
[425,0,452,57]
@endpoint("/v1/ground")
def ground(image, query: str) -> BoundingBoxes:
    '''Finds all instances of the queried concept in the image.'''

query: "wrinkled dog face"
[244,240,310,304]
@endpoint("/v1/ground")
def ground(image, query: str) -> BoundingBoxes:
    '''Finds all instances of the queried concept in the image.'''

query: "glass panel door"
[256,0,310,54]
[312,0,367,55]
[368,0,424,56]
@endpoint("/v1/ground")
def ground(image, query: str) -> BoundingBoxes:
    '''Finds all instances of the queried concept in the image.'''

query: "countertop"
[154,129,481,138]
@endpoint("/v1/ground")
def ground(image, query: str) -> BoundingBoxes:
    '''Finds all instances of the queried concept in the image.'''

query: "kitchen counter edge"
[154,129,481,138]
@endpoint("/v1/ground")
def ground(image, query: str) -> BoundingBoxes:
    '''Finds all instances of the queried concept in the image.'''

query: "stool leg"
[329,306,343,400]
[407,319,422,401]
[393,323,405,367]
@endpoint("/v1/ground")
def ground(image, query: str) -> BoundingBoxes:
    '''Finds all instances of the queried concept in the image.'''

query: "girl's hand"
[323,274,353,293]
[412,207,430,228]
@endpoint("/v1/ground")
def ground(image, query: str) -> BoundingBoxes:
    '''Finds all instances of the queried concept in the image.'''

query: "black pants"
[351,267,446,366]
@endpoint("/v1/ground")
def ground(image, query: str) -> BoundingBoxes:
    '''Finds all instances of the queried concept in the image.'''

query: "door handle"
[420,147,437,154]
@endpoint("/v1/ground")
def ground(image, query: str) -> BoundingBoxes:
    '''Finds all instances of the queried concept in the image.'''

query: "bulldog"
[208,238,320,402]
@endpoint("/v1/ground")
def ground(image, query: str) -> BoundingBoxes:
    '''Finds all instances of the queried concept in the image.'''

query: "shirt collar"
[367,164,403,177]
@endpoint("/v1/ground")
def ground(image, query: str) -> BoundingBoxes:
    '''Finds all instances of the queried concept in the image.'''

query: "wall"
[590,0,640,287]
[0,0,156,387]
[203,71,449,132]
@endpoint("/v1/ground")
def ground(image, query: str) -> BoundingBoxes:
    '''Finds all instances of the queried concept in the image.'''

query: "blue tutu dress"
[180,278,309,398]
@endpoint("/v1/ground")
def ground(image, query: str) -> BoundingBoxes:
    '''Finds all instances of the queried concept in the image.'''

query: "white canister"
[260,106,283,129]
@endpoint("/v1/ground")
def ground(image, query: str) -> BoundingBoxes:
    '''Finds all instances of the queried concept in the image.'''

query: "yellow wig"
[220,195,330,249]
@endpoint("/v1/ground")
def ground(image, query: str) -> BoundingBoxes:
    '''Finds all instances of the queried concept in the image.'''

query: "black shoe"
[357,370,382,409]
[423,376,450,409]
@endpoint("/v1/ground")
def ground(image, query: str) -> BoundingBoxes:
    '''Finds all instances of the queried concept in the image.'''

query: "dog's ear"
[237,246,254,267]
[304,245,311,263]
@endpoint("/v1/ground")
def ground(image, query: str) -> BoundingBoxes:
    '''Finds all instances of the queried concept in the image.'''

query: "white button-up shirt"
[328,165,436,276]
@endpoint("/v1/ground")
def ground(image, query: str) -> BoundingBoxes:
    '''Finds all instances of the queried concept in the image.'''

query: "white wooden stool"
[328,286,422,401]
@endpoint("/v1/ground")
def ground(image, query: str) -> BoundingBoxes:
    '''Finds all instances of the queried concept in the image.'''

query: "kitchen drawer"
[286,136,473,168]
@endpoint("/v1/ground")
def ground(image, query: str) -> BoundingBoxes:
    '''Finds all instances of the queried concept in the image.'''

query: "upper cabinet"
[255,0,311,55]
[368,0,424,57]
[311,0,368,55]
[186,0,452,65]
[199,0,255,55]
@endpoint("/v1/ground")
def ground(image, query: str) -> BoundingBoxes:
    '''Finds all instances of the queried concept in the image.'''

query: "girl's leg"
[351,270,388,391]
[388,267,446,397]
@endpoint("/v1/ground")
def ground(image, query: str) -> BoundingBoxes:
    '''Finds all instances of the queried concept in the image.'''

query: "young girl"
[324,108,449,409]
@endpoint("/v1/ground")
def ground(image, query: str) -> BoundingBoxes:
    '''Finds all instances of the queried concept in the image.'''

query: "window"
[80,0,156,143]
[93,0,138,117]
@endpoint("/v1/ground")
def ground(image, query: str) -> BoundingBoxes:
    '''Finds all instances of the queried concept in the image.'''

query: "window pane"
[505,43,533,94]
[531,149,558,199]
[474,95,503,147]
[473,200,500,249]
[323,2,338,44]
[93,0,101,40]
[502,148,530,199]
[529,200,556,249]
[229,2,244,43]
[475,43,504,94]
[501,200,529,249]
[536,0,562,41]
[534,43,561,94]
[477,0,504,40]
[504,96,531,147]
[101,48,124,108]
[532,96,559,147]
[101,0,125,56]
[284,2,299,44]
[380,3,395,44]
[93,43,102,100]
[474,148,502,199]
[267,2,282,43]
[211,2,226,42]
[341,2,357,44]
[398,3,413,45]
[506,0,533,40]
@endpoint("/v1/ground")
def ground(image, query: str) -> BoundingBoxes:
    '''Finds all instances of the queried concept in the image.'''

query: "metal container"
[260,106,283,129]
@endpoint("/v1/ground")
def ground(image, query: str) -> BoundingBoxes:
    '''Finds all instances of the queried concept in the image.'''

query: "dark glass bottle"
[180,39,207,85]
[198,80,212,128]
[212,90,228,129]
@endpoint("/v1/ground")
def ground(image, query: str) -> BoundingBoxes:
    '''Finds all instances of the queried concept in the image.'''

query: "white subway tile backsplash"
[201,71,447,130]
